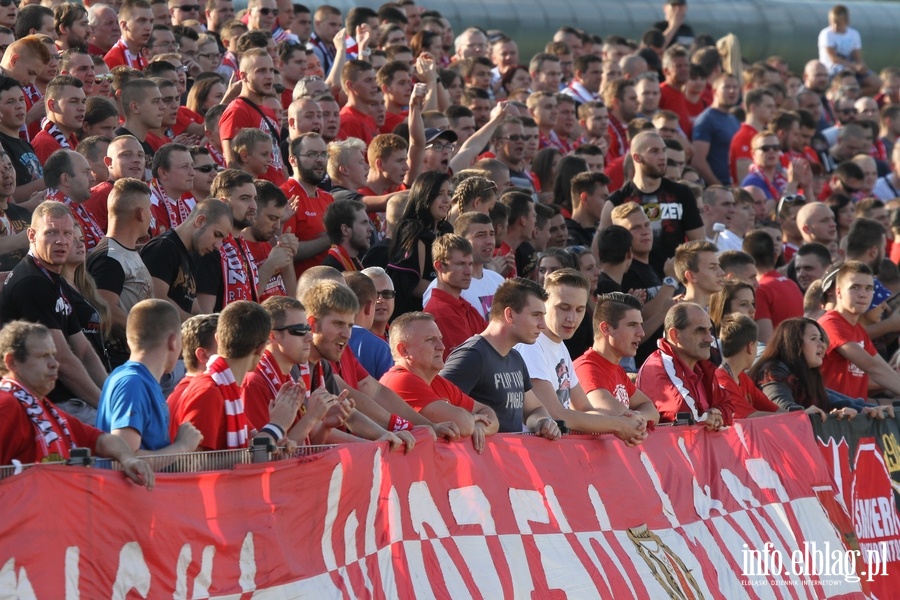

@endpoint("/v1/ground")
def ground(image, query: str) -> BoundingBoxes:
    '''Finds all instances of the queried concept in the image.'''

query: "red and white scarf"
[40,118,76,151]
[150,179,193,231]
[113,38,147,70]
[206,142,226,168]
[46,189,105,251]
[747,163,788,200]
[206,355,250,449]
[256,350,294,398]
[326,244,361,272]
[220,233,259,306]
[1,377,76,462]
[564,81,599,104]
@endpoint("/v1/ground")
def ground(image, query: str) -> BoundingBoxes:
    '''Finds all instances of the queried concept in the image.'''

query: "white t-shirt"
[872,175,900,201]
[818,26,862,74]
[423,268,505,320]
[716,229,744,253]
[514,333,579,409]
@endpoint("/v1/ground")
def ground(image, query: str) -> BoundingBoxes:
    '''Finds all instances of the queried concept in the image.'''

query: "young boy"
[713,313,781,419]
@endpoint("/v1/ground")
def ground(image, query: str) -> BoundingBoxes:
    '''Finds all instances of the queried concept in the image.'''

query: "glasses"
[178,3,200,10]
[198,52,222,61]
[838,107,858,115]
[376,289,396,299]
[194,164,221,173]
[273,323,312,336]
[257,7,279,15]
[298,151,328,160]
[175,65,188,73]
[754,144,780,152]
[155,41,180,51]
[0,0,19,6]
[776,194,804,217]
[94,74,114,84]
[426,142,456,152]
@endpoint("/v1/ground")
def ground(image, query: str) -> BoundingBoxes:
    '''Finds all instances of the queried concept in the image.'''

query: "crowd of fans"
[1,0,899,475]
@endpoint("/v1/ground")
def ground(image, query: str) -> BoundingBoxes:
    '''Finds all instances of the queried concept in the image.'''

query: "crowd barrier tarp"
[0,412,875,599]
[813,413,900,599]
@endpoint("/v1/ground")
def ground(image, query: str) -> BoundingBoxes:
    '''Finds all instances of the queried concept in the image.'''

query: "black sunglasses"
[273,323,311,336]
[0,0,19,7]
[376,289,396,299]
[194,164,221,173]
[258,7,278,15]
[776,194,804,218]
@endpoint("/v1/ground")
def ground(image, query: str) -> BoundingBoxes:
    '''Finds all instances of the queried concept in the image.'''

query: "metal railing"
[0,439,338,481]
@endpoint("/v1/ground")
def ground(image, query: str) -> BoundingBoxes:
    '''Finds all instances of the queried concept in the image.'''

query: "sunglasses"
[258,7,278,15]
[754,144,780,152]
[178,4,200,10]
[776,194,804,218]
[194,164,221,173]
[0,0,18,7]
[376,289,396,299]
[273,323,311,336]
[94,74,114,84]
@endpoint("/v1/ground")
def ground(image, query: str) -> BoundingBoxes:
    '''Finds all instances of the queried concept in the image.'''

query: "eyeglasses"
[426,142,456,152]
[94,74,114,84]
[273,323,312,336]
[175,65,188,73]
[198,52,222,61]
[298,151,328,160]
[155,41,180,51]
[257,7,279,15]
[754,144,780,152]
[178,4,200,10]
[838,107,858,115]
[194,164,221,173]
[776,194,804,217]
[376,289,396,299]
[0,0,19,7]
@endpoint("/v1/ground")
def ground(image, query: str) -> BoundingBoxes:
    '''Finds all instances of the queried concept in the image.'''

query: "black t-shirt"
[0,203,31,271]
[194,247,226,312]
[608,178,703,278]
[69,287,110,373]
[621,259,666,367]
[0,255,82,403]
[652,20,695,47]
[139,230,196,313]
[515,241,537,279]
[565,218,595,247]
[329,185,364,203]
[596,272,623,296]
[0,131,41,187]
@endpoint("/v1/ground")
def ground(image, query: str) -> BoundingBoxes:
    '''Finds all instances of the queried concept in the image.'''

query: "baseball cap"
[424,128,458,145]
[666,0,687,5]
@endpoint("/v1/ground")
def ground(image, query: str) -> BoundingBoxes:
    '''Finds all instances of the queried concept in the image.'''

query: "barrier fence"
[0,412,896,598]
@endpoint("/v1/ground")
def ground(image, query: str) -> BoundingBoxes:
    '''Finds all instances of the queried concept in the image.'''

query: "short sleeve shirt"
[692,107,741,184]
[755,270,804,328]
[573,348,636,408]
[818,310,876,400]
[139,230,197,314]
[379,366,475,412]
[219,98,286,185]
[514,333,579,409]
[169,373,231,451]
[96,361,171,450]
[440,335,532,433]
[0,131,41,187]
[280,178,334,277]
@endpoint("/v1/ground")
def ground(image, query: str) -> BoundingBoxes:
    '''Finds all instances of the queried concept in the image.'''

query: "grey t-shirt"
[440,335,532,433]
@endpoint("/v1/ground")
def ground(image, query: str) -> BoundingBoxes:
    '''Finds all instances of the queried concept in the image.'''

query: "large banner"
[0,413,880,598]
[813,412,900,599]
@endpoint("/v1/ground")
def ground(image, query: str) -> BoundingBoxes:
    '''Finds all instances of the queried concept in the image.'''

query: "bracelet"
[261,423,286,440]
[388,414,413,432]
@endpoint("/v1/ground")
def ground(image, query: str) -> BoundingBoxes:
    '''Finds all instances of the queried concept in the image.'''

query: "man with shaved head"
[601,130,705,278]
[797,201,838,248]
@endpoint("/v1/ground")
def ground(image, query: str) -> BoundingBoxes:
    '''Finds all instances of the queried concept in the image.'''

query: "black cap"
[666,0,686,5]
[424,128,458,144]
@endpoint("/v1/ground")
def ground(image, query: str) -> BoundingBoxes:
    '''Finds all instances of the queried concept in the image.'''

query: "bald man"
[797,201,838,248]
[601,130,705,277]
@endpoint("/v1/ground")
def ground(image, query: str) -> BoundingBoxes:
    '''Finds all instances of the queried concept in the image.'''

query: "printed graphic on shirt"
[555,358,573,409]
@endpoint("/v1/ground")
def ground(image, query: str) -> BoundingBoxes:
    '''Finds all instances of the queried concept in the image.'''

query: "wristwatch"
[359,48,371,57]
[662,277,678,288]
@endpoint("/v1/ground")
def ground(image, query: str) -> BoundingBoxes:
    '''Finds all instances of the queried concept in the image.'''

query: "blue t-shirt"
[349,325,394,380]
[692,107,740,185]
[96,361,170,451]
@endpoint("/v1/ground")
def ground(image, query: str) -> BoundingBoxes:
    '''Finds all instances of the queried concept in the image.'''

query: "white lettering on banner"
[639,451,680,528]
[111,542,150,599]
[65,547,79,600]
[239,534,256,594]
[720,469,762,510]
[0,558,37,599]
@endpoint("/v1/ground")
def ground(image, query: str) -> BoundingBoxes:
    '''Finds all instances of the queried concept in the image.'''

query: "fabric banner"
[813,412,900,599]
[0,413,879,598]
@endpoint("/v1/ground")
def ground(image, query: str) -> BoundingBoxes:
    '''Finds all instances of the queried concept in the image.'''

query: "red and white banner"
[0,413,878,597]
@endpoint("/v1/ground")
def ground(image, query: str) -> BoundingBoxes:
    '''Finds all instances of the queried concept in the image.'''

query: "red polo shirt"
[380,366,475,412]
[280,178,334,277]
[424,288,487,360]
[338,104,378,145]
[755,270,803,329]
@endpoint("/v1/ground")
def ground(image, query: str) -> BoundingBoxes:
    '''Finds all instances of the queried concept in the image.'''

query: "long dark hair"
[532,147,562,194]
[552,155,588,212]
[748,317,829,408]
[391,171,451,257]
[709,280,755,329]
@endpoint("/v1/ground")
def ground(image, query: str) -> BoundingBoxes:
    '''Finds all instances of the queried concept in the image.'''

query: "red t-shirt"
[729,123,758,184]
[379,366,475,412]
[573,348,636,408]
[173,106,204,136]
[145,132,168,152]
[0,389,102,465]
[166,375,193,410]
[241,358,292,431]
[243,239,287,300]
[496,241,517,278]
[332,346,369,390]
[755,270,804,329]
[818,311,876,400]
[31,130,79,164]
[714,368,780,419]
[659,82,692,137]
[424,288,486,360]
[604,155,625,193]
[280,178,334,277]
[169,373,243,451]
[83,182,113,233]
[220,97,287,186]
[338,104,378,146]
[380,110,407,134]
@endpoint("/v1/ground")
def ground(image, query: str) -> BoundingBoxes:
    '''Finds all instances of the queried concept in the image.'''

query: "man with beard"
[55,4,91,51]
[82,136,147,232]
[32,75,85,164]
[140,199,232,321]
[321,200,370,273]
[281,132,333,277]
[692,73,741,185]
[242,179,298,300]
[220,48,287,185]
[600,131,704,278]
[195,169,265,312]
[603,78,638,162]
